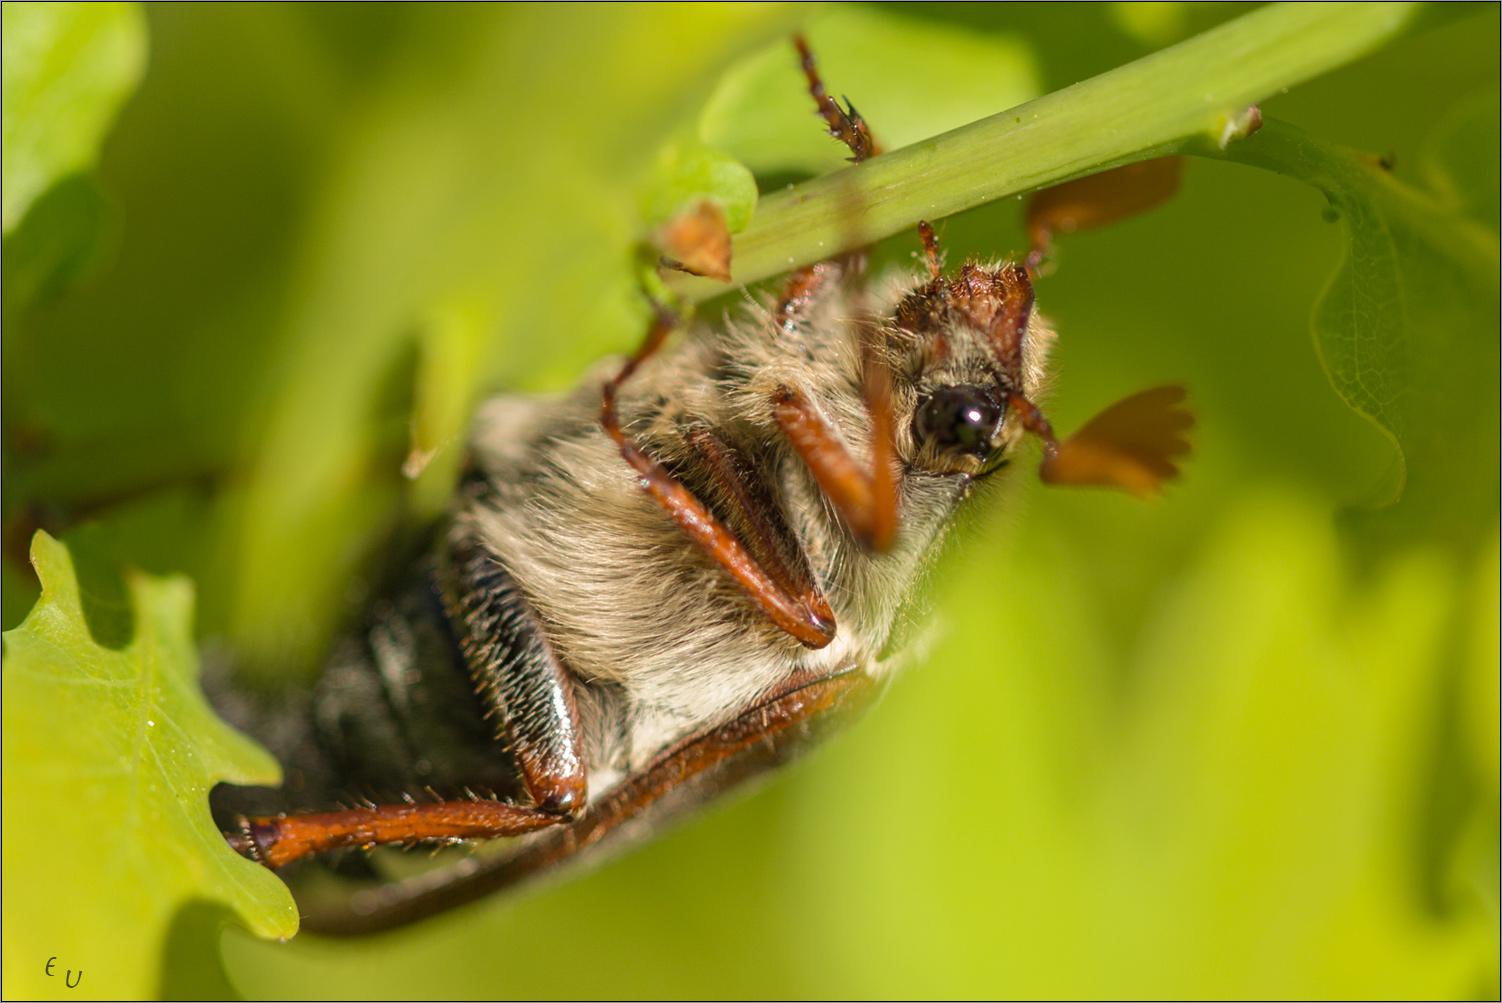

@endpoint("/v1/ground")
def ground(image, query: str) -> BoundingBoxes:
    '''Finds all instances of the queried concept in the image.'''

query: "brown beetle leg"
[794,34,881,162]
[226,799,566,870]
[1025,157,1185,276]
[438,529,588,816]
[774,352,899,553]
[775,262,830,334]
[301,668,882,935]
[1006,391,1061,454]
[770,233,898,555]
[781,36,883,311]
[687,428,831,628]
[225,533,596,870]
[917,221,943,279]
[603,308,836,649]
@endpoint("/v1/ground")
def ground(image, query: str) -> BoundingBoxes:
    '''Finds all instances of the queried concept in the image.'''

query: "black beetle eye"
[913,386,1005,457]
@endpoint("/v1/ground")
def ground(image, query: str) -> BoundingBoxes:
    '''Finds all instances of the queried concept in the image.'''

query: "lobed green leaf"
[2,531,297,1000]
[1207,112,1499,550]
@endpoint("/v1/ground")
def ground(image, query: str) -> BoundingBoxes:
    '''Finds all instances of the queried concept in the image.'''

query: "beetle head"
[890,240,1039,476]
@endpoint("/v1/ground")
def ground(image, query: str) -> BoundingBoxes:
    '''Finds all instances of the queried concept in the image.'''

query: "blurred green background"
[3,3,1497,998]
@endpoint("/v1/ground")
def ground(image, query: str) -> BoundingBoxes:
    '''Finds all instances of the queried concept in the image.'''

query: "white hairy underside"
[465,265,1052,782]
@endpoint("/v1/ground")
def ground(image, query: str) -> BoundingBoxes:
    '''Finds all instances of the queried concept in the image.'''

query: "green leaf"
[1,1,147,233]
[1,173,113,323]
[1207,114,1500,550]
[1108,2,1191,48]
[1462,532,1500,793]
[1455,531,1500,925]
[639,138,757,234]
[1423,91,1501,236]
[405,295,496,521]
[2,531,297,1000]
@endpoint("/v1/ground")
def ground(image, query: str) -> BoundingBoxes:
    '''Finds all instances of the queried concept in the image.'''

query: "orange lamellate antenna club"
[1040,385,1193,497]
[1026,157,1184,276]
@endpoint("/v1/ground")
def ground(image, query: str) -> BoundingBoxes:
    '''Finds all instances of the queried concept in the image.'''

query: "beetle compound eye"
[914,386,1005,457]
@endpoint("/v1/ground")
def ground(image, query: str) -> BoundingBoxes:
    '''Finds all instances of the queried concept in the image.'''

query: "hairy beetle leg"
[300,669,881,935]
[229,800,567,870]
[603,307,837,649]
[794,33,881,163]
[687,427,830,623]
[773,364,899,554]
[439,529,589,815]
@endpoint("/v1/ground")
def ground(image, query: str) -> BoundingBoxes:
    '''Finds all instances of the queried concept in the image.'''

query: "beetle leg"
[603,308,837,649]
[686,427,829,621]
[1025,157,1184,276]
[774,261,831,334]
[224,531,594,869]
[794,34,881,163]
[772,31,890,336]
[301,668,882,935]
[769,239,898,555]
[226,798,566,870]
[773,352,899,553]
[917,221,943,279]
[1005,391,1062,457]
[437,528,588,816]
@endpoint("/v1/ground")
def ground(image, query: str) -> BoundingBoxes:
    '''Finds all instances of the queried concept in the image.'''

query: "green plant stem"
[670,2,1422,300]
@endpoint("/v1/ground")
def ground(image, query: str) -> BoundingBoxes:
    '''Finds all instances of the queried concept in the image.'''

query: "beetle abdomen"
[210,557,526,824]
